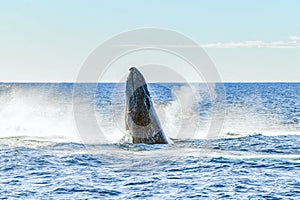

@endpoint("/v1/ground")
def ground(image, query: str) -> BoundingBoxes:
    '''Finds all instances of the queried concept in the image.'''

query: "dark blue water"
[0,83,299,199]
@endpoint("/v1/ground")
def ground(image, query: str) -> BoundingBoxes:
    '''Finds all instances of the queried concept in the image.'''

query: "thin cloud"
[201,36,300,48]
[112,36,300,49]
[289,36,300,41]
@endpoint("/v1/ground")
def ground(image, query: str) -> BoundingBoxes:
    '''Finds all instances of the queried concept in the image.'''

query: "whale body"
[125,67,169,144]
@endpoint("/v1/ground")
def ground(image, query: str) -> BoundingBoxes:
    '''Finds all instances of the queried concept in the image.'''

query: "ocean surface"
[1,82,299,199]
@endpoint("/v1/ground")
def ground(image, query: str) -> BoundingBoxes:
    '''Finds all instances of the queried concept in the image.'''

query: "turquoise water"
[1,83,299,199]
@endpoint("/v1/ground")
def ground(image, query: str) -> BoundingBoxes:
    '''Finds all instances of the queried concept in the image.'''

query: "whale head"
[125,67,152,126]
[125,67,169,144]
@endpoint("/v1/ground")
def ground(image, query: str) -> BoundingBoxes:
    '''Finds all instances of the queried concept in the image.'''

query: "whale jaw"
[125,67,168,144]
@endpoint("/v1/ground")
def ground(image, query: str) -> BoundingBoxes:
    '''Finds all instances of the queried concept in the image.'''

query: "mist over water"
[1,83,300,199]
[0,83,298,144]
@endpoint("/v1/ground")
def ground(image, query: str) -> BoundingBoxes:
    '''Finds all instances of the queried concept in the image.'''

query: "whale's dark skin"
[125,67,169,144]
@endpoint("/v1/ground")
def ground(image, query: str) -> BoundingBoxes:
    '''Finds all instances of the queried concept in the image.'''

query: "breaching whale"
[125,67,169,144]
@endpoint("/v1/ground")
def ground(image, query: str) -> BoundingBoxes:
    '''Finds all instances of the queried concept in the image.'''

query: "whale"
[125,67,169,144]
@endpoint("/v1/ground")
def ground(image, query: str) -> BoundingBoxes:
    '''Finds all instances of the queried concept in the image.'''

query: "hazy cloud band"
[114,36,300,49]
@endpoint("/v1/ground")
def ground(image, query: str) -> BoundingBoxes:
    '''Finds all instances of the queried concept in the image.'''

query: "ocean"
[1,82,299,199]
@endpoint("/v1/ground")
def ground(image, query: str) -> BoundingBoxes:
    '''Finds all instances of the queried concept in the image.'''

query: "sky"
[0,0,299,82]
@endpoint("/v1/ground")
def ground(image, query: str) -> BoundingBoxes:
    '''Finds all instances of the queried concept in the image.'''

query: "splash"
[0,83,299,147]
[0,84,80,143]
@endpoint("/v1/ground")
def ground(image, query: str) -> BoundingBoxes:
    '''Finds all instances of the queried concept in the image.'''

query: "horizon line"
[0,81,299,84]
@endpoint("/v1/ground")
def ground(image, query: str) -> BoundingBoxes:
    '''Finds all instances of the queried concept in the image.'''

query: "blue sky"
[0,0,299,82]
